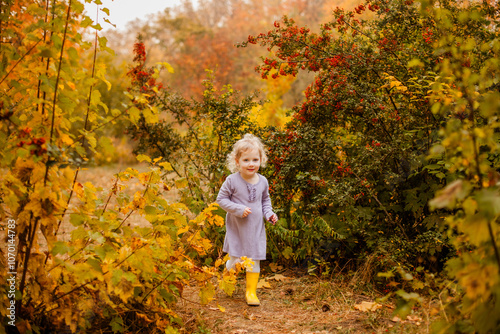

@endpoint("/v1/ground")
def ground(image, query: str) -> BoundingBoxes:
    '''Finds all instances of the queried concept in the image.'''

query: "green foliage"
[266,213,346,265]
[423,1,500,332]
[244,1,499,332]
[242,0,454,274]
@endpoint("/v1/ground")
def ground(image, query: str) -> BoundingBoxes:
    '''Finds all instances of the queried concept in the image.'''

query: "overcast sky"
[84,0,184,31]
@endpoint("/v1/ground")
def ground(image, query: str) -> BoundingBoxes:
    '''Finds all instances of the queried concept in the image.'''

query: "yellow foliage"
[457,262,498,301]
[251,69,294,128]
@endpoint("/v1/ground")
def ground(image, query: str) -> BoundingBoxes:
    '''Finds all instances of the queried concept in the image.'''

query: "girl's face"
[236,148,261,179]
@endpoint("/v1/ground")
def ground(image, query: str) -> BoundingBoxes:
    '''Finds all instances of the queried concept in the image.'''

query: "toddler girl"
[216,133,278,306]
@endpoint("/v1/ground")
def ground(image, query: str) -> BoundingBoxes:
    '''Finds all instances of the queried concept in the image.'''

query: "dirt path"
[75,165,436,334]
[175,271,432,334]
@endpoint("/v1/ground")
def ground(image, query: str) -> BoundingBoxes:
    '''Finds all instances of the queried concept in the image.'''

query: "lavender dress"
[216,172,276,260]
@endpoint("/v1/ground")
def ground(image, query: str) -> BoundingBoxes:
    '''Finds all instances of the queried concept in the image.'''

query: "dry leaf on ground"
[354,301,382,312]
[407,315,422,322]
[268,274,287,281]
[269,263,284,272]
[257,280,272,289]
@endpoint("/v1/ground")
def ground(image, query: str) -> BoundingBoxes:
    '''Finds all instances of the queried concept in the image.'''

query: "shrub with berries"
[243,0,457,274]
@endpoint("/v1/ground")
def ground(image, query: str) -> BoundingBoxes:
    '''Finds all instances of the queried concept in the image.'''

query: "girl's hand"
[242,207,252,218]
[269,214,278,225]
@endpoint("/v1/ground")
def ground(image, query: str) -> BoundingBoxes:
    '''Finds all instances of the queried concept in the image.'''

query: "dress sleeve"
[261,177,276,221]
[216,176,246,218]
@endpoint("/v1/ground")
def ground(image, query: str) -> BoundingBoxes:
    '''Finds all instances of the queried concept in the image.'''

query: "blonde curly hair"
[226,134,268,173]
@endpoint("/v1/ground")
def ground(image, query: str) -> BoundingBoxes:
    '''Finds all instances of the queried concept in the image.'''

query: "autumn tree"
[100,0,345,117]
[0,1,231,333]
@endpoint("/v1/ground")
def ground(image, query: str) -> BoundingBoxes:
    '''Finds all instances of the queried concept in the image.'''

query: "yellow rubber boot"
[245,272,261,306]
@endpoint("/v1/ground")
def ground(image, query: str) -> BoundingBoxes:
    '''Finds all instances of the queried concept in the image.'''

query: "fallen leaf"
[208,304,226,313]
[257,280,272,289]
[391,316,402,322]
[269,263,283,272]
[407,315,422,322]
[268,274,287,281]
[354,301,382,312]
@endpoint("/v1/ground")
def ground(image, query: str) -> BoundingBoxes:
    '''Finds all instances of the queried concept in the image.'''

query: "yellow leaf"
[239,257,256,271]
[215,258,224,267]
[219,270,237,296]
[159,162,173,171]
[128,106,141,124]
[158,61,174,73]
[473,127,486,139]
[136,154,151,163]
[60,133,74,145]
[177,226,189,236]
[131,192,146,209]
[199,282,215,304]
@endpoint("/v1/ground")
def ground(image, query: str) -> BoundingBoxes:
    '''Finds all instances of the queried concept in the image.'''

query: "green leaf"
[110,316,124,332]
[165,326,180,334]
[145,205,157,215]
[70,213,85,226]
[111,269,124,285]
[39,48,54,58]
[282,247,293,259]
[51,241,70,255]
[377,271,395,278]
[475,188,500,219]
[159,287,176,303]
[175,178,188,188]
[87,258,103,273]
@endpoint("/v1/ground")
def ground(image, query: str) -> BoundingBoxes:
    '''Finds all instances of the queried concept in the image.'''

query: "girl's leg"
[245,260,261,306]
[226,257,261,273]
[225,256,261,306]
[246,260,260,273]
[226,256,239,271]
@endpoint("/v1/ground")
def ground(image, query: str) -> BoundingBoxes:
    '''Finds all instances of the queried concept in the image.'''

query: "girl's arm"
[262,178,277,222]
[216,177,247,218]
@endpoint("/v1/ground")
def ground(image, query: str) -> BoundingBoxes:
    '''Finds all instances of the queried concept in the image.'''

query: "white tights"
[226,256,260,273]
